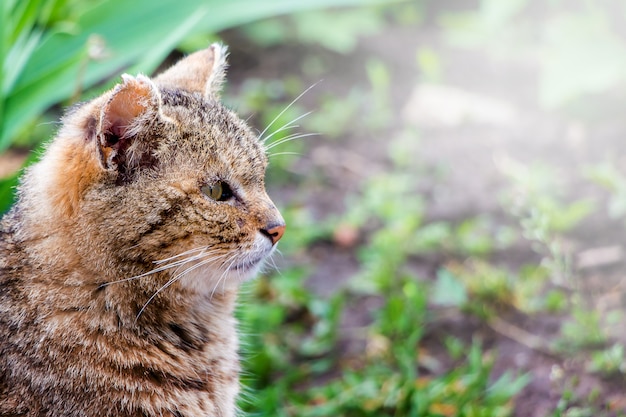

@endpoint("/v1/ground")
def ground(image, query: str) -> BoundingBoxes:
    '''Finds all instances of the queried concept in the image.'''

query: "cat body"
[0,44,285,416]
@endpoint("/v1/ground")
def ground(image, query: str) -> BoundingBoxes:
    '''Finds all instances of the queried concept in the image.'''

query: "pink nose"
[262,223,286,245]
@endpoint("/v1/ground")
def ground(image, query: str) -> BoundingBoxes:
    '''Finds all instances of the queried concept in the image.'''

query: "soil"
[221,5,626,417]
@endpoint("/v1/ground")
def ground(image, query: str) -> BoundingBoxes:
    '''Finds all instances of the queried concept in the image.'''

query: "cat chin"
[179,266,261,297]
[180,234,275,296]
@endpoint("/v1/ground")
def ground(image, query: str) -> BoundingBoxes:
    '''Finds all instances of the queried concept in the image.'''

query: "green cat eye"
[201,181,233,201]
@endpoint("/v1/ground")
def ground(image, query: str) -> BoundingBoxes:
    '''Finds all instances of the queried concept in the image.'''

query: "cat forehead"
[158,89,268,179]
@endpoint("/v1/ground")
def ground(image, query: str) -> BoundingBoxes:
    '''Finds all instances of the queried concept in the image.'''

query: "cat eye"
[201,181,233,202]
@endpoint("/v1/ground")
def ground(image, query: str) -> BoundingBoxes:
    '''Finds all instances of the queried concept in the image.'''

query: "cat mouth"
[228,234,276,273]
[229,255,267,272]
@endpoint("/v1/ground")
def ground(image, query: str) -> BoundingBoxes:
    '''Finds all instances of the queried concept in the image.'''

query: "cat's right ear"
[95,74,165,175]
[153,43,228,99]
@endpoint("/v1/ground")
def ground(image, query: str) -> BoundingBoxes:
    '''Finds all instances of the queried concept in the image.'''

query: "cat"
[0,43,285,417]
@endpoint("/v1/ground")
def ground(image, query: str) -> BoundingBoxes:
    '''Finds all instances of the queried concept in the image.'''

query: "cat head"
[20,44,285,297]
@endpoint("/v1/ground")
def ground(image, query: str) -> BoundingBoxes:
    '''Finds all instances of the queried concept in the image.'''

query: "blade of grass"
[3,29,43,94]
[1,52,84,151]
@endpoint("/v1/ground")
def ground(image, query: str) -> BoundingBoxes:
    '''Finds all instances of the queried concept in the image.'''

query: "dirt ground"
[223,5,626,416]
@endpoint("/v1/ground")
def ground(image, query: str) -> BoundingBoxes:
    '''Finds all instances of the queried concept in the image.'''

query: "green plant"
[549,374,621,417]
[498,159,593,284]
[587,160,626,220]
[289,337,528,417]
[240,268,529,416]
[344,172,425,293]
[559,306,607,350]
[588,343,626,376]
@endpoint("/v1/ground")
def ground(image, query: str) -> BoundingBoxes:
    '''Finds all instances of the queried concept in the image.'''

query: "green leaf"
[3,28,43,94]
[2,51,84,151]
[432,269,468,307]
[0,173,18,215]
[549,199,594,232]
[487,371,531,402]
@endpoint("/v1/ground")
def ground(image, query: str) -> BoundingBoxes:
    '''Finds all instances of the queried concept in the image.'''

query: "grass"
[4,1,626,416]
[237,271,530,416]
[227,3,626,415]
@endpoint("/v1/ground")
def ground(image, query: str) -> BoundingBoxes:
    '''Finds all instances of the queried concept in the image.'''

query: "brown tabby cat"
[0,44,285,417]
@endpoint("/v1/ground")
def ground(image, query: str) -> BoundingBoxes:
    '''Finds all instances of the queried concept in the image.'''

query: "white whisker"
[268,151,302,158]
[258,81,321,142]
[265,132,319,151]
[173,252,229,282]
[135,274,179,321]
[135,252,230,320]
[154,246,211,264]
[101,248,223,288]
[261,111,314,145]
[268,254,280,274]
[261,123,298,144]
[211,254,240,299]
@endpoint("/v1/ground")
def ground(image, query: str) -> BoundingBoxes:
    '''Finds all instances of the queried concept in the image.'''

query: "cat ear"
[154,43,228,99]
[96,74,163,175]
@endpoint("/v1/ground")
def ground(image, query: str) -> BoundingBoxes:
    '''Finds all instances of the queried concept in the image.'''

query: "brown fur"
[0,44,285,417]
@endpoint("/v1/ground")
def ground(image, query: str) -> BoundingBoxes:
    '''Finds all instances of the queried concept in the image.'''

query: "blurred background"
[4,0,626,415]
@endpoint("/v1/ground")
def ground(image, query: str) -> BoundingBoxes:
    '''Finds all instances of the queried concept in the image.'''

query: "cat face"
[22,45,285,298]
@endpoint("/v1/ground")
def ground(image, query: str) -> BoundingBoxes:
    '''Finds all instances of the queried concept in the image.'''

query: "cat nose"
[261,222,286,245]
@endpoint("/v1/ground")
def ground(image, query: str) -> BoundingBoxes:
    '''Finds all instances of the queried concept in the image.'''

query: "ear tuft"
[205,43,228,97]
[154,43,229,99]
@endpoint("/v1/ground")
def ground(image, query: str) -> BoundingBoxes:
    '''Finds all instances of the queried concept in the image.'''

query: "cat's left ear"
[153,43,228,99]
